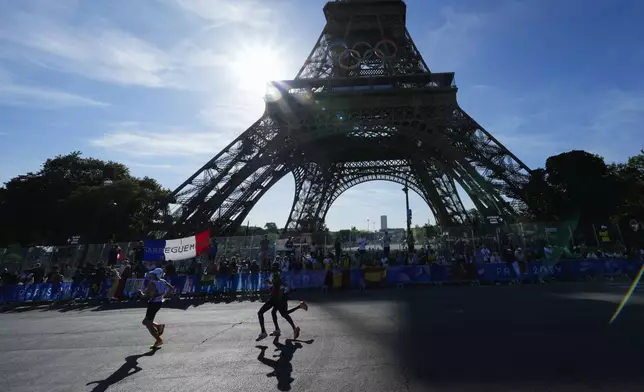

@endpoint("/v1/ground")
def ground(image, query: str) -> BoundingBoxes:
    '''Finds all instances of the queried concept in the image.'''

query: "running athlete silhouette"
[256,262,308,340]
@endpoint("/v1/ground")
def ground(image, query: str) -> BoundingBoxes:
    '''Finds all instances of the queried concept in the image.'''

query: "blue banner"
[0,283,92,303]
[1,259,642,304]
[143,239,166,262]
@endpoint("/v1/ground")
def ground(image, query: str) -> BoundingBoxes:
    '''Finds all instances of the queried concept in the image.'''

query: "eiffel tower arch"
[160,0,531,237]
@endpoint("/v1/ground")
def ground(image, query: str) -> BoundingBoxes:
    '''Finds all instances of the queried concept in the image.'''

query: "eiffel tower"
[160,0,531,237]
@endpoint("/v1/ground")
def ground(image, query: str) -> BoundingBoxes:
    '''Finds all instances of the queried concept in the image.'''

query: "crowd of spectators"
[2,233,643,290]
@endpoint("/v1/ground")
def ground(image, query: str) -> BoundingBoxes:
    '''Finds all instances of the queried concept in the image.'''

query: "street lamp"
[402,182,413,252]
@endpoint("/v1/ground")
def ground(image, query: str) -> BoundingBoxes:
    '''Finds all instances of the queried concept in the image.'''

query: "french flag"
[144,229,210,262]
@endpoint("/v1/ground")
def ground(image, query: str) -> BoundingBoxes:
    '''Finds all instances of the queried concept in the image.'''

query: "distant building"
[380,215,387,230]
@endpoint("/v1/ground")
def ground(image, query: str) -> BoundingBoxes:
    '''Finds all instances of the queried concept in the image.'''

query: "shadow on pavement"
[85,348,158,392]
[256,338,314,391]
[310,283,644,389]
[0,295,263,314]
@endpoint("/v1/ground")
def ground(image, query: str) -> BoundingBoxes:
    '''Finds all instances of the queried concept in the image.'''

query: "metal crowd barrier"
[1,259,642,305]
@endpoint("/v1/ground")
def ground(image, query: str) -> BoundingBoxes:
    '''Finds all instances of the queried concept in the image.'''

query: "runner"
[139,268,174,349]
[270,275,308,339]
[257,263,308,340]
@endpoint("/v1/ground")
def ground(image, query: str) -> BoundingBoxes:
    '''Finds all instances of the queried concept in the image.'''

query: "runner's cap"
[148,268,164,278]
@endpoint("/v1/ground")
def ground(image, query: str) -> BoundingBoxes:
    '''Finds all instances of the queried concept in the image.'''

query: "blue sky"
[1,0,643,231]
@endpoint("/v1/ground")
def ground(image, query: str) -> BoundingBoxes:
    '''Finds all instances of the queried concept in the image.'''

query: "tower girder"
[157,0,531,237]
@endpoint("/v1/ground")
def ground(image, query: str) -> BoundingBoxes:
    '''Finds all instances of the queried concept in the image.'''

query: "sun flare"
[229,43,289,98]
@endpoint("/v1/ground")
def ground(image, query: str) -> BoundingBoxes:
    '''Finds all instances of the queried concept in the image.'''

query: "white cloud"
[0,84,107,107]
[0,0,278,90]
[0,67,107,107]
[90,122,231,157]
[174,0,272,28]
[0,15,177,88]
[199,99,265,129]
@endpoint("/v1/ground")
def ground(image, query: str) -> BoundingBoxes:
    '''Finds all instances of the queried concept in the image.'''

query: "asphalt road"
[1,282,644,392]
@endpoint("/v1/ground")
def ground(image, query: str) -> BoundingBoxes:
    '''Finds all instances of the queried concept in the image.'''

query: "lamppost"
[402,182,414,252]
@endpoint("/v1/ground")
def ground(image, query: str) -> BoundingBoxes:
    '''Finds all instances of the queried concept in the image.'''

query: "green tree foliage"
[612,150,644,218]
[519,150,644,224]
[264,222,279,233]
[412,224,426,243]
[0,152,170,246]
[336,229,351,242]
[424,224,441,238]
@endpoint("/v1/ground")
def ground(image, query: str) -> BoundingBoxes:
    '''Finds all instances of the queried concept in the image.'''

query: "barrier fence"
[2,259,642,305]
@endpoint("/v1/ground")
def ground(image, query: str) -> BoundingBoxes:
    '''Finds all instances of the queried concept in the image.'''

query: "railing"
[1,259,642,305]
[1,220,641,275]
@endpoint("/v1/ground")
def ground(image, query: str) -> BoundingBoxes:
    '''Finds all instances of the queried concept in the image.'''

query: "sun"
[229,43,290,99]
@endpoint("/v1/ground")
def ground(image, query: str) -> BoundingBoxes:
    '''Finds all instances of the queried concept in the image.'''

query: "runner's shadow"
[256,338,314,391]
[86,349,158,392]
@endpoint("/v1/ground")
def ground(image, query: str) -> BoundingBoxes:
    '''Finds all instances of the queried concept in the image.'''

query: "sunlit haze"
[229,42,291,98]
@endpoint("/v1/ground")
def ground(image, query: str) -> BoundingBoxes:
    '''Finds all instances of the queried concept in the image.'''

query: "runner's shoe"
[294,326,300,340]
[256,332,268,341]
[300,301,308,311]
[270,330,281,337]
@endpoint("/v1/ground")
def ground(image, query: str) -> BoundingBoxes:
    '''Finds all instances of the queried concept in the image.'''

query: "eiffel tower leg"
[163,114,295,236]
[438,107,529,219]
[284,163,329,233]
[404,101,529,223]
[410,161,469,226]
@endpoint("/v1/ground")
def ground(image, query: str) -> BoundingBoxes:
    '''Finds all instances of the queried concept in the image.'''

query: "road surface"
[1,282,644,392]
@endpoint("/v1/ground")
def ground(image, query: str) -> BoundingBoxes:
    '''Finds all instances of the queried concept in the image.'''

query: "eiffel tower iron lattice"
[158,0,531,237]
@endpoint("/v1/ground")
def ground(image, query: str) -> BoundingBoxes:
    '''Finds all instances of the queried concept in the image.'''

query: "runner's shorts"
[145,302,162,321]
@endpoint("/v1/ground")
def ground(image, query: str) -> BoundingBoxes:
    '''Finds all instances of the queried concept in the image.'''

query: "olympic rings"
[326,40,398,70]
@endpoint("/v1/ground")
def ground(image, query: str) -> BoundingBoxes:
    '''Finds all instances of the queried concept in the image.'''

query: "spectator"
[31,263,45,284]
[108,244,121,267]
[285,237,294,258]
[382,231,391,258]
[357,236,366,256]
[165,261,176,277]
[1,268,18,285]
[47,266,64,284]
[134,242,145,264]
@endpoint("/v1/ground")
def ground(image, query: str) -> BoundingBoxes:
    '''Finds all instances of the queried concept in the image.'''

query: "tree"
[264,222,279,233]
[613,150,644,218]
[337,229,351,242]
[517,150,624,223]
[424,224,441,238]
[0,152,170,246]
[412,224,426,243]
[514,168,566,221]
